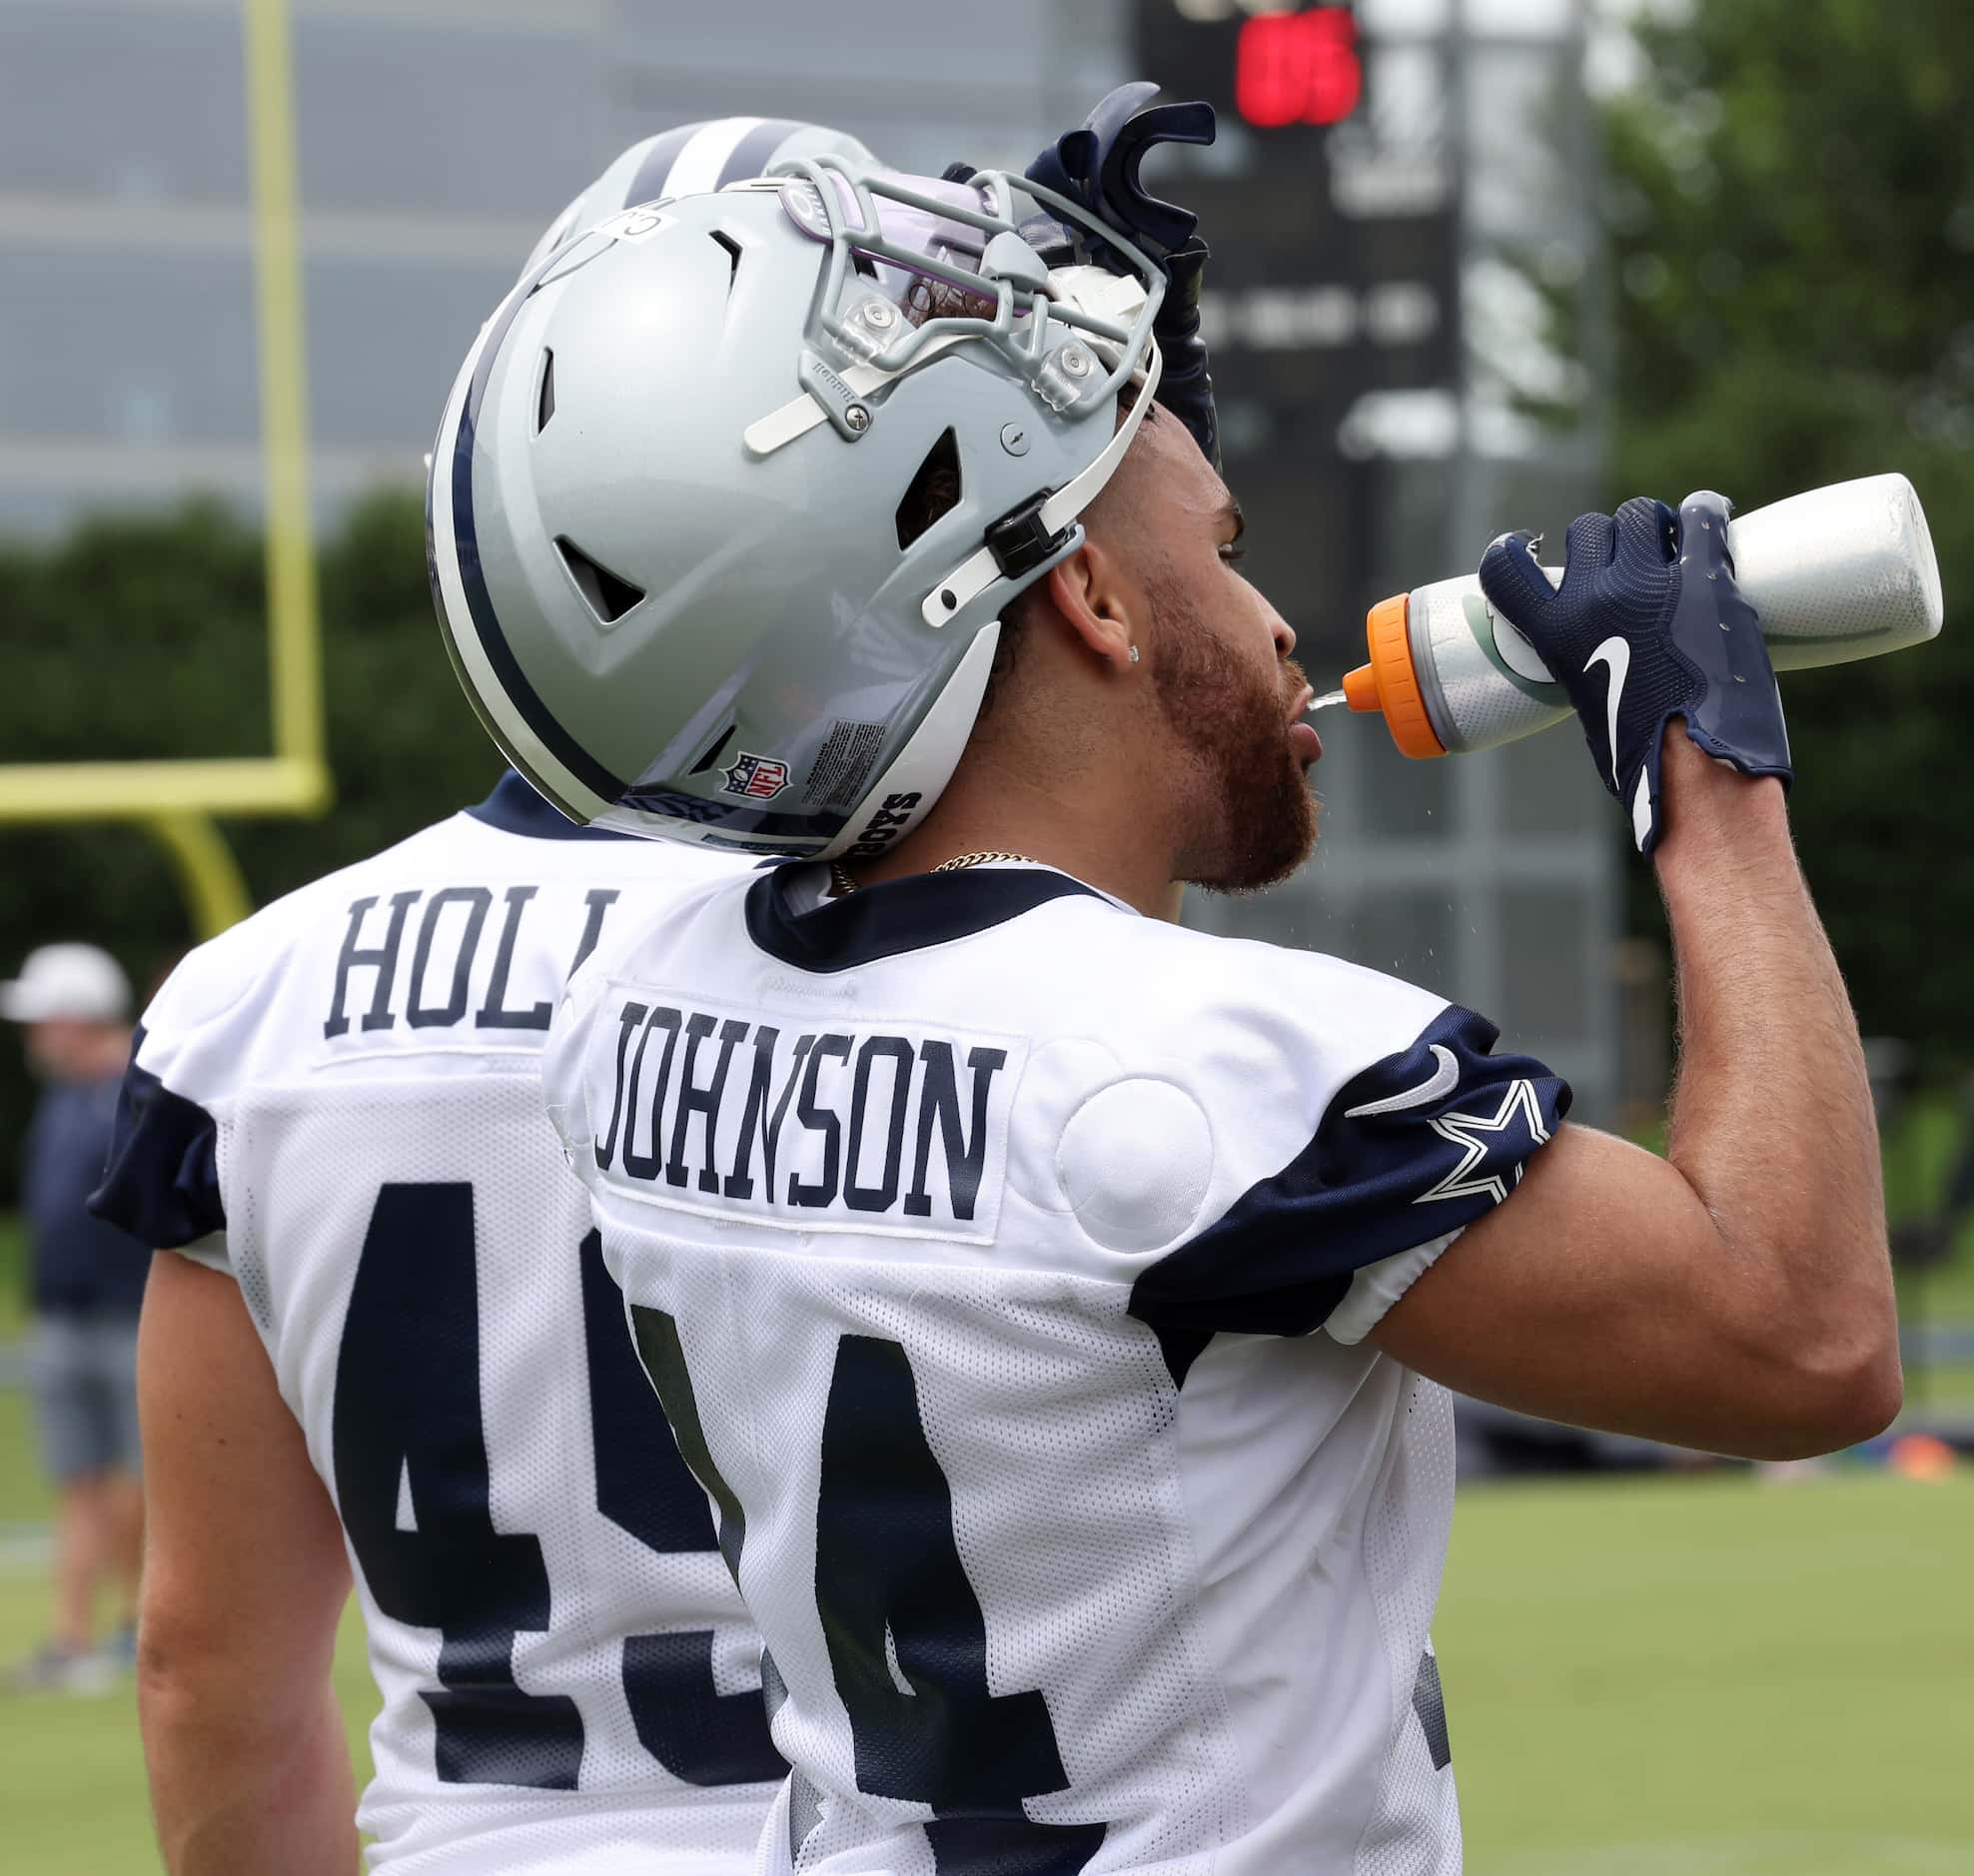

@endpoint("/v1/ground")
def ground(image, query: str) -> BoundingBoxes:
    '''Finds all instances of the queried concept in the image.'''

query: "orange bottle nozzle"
[1344,591,1448,760]
[1341,662,1383,713]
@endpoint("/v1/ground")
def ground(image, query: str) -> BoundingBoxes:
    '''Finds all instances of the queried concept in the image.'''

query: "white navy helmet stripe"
[430,264,624,821]
[526,120,876,290]
[663,117,766,198]
[717,117,816,188]
[621,123,705,211]
[618,117,839,217]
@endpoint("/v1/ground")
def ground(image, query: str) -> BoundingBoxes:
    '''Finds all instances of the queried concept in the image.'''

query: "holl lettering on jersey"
[324,884,621,1040]
[589,995,1019,1240]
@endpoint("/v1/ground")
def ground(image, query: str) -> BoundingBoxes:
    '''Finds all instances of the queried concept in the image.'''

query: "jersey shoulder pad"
[87,835,438,1252]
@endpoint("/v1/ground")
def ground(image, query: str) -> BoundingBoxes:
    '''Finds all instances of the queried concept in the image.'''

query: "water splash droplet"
[1305,688,1348,714]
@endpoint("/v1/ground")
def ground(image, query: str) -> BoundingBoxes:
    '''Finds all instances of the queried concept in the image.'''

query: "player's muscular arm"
[1375,736,1897,1456]
[136,1253,359,1876]
[1372,496,1899,1459]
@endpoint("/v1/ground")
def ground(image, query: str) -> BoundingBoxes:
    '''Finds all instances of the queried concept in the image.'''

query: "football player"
[427,90,1901,1875]
[89,118,876,1876]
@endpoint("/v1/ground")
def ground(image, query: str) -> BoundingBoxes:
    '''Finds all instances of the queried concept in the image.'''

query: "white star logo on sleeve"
[1415,1078,1550,1207]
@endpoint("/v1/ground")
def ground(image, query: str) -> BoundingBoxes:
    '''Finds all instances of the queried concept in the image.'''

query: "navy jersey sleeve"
[1129,1004,1569,1353]
[89,1022,226,1253]
[84,920,269,1261]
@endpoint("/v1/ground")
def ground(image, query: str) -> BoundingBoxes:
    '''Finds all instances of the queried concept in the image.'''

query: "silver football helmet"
[429,152,1165,859]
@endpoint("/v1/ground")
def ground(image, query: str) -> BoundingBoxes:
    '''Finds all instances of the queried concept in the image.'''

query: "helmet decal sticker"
[721,754,793,801]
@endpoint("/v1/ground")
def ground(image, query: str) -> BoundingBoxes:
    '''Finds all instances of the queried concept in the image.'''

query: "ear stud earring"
[1128,645,1141,664]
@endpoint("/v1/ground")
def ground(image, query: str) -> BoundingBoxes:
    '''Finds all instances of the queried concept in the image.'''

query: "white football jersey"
[93,776,786,1875]
[542,861,1569,1876]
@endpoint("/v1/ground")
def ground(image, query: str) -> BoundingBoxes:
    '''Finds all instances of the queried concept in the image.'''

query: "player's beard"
[1147,576,1319,892]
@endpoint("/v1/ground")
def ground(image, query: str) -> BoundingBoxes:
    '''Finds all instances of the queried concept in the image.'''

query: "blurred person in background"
[88,115,895,1876]
[0,942,145,1694]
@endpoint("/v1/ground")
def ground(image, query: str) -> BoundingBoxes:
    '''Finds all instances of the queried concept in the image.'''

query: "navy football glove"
[1025,82,1222,468]
[1479,490,1792,854]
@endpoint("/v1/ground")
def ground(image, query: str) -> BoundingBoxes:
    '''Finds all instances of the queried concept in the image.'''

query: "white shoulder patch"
[1055,1079,1214,1254]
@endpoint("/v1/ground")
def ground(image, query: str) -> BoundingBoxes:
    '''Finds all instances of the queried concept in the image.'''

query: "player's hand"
[1024,82,1223,468]
[1479,491,1792,854]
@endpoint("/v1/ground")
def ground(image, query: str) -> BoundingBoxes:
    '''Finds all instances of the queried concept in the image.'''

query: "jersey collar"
[465,770,631,841]
[745,863,1109,974]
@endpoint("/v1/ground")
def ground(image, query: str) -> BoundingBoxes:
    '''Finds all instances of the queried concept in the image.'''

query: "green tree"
[1591,0,1974,1067]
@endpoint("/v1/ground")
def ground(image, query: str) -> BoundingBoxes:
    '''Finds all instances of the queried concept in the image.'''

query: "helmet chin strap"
[917,337,1164,631]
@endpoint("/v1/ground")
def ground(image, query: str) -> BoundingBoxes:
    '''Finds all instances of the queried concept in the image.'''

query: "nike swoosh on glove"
[1024,82,1223,468]
[1479,490,1792,854]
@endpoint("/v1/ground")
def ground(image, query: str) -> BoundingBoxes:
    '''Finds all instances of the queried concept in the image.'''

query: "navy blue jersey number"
[818,1337,1105,1872]
[627,1319,1103,1872]
[332,1183,582,1787]
[332,1182,780,1789]
[580,1232,781,1783]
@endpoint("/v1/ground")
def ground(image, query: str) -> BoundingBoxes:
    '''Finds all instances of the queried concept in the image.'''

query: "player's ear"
[1041,537,1137,676]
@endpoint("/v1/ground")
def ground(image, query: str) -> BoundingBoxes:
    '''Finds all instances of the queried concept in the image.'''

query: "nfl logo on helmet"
[722,752,790,800]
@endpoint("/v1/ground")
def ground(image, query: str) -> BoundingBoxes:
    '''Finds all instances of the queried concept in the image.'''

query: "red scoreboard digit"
[1235,7,1363,130]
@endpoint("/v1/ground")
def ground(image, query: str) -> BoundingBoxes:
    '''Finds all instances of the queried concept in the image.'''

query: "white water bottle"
[1339,473,1944,757]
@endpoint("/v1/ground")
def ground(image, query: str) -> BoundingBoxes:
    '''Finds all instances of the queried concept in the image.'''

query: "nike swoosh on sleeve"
[1583,635,1629,791]
[1345,1044,1461,1118]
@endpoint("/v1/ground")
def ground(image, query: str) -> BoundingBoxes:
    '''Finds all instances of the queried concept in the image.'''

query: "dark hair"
[894,457,960,550]
[901,276,997,328]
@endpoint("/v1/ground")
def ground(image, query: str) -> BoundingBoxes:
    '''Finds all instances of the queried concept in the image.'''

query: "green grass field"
[0,1471,1967,1873]
[1446,1473,1974,1875]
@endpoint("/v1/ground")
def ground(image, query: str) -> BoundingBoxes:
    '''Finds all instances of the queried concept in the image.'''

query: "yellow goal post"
[0,0,331,938]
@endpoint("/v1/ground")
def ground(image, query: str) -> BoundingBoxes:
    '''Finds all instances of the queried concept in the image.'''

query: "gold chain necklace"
[827,850,1038,898]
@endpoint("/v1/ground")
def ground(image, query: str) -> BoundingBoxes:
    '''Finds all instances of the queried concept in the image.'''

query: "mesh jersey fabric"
[544,862,1569,1875]
[90,785,782,1875]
